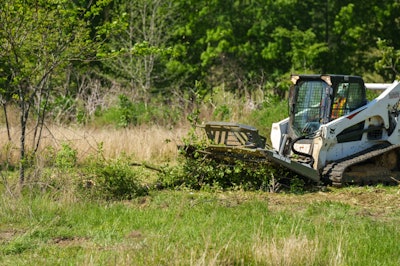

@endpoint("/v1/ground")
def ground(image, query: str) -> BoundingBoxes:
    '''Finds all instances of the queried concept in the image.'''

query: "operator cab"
[289,74,367,139]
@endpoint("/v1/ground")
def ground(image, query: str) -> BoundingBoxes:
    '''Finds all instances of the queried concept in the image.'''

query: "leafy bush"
[158,149,282,191]
[55,143,77,169]
[93,94,182,127]
[213,104,231,120]
[81,155,148,200]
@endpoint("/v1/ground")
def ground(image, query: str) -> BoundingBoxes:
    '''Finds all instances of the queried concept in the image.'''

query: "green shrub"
[158,150,280,191]
[55,143,77,169]
[92,94,182,127]
[82,156,148,200]
[213,104,231,120]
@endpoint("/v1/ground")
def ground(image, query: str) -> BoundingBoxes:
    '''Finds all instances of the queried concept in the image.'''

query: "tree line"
[2,0,399,121]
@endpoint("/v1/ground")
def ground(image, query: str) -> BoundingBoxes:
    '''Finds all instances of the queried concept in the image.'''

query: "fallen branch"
[130,162,163,173]
[390,176,400,185]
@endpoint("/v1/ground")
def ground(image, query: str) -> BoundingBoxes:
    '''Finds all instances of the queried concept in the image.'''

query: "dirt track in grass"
[263,187,400,220]
[213,186,400,222]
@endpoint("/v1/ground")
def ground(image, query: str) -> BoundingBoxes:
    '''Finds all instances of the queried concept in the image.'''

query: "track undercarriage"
[322,143,400,187]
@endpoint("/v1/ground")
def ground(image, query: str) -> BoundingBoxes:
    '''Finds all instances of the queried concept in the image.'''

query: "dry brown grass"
[252,234,321,266]
[0,125,189,165]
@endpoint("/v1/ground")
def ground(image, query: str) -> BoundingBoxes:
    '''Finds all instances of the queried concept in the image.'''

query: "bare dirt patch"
[126,230,144,239]
[0,229,18,243]
[52,236,90,247]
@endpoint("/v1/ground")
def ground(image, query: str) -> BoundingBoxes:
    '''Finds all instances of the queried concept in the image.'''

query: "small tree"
[0,0,110,185]
[375,39,400,81]
[103,0,176,101]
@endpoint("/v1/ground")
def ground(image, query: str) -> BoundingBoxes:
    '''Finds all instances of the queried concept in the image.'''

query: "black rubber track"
[322,142,400,186]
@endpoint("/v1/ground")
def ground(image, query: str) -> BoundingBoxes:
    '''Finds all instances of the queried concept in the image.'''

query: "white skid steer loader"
[183,74,400,186]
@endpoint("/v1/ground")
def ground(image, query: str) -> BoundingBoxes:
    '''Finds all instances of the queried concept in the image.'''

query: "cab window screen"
[331,82,364,120]
[293,81,324,135]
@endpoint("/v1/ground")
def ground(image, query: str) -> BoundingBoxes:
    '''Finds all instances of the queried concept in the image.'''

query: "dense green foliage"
[159,157,276,191]
[81,153,149,200]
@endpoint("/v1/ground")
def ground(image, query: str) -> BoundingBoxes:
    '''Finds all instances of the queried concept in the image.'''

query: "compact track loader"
[185,74,400,186]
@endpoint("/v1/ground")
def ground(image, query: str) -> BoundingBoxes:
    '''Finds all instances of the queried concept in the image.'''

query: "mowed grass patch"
[1,188,400,265]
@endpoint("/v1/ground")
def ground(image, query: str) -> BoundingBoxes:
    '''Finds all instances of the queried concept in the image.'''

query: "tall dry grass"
[0,124,190,166]
[0,87,269,168]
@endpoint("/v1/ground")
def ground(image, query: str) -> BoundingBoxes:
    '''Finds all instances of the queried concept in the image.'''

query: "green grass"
[1,188,400,265]
[244,98,288,139]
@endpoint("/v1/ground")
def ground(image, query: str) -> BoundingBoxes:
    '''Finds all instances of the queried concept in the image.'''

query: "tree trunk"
[19,122,26,186]
[19,104,29,186]
[3,104,11,141]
